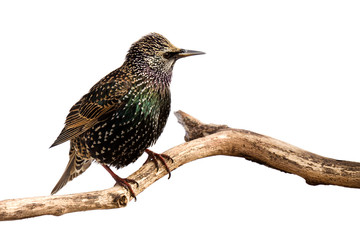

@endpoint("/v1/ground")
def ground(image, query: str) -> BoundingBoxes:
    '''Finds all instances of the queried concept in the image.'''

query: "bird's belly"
[83,113,160,168]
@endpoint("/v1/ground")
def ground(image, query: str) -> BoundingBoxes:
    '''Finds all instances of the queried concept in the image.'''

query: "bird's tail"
[51,143,92,195]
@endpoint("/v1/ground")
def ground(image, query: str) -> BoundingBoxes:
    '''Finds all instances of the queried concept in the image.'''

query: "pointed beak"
[176,49,205,59]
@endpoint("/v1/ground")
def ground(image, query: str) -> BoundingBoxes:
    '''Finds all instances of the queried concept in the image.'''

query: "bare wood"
[1,110,360,221]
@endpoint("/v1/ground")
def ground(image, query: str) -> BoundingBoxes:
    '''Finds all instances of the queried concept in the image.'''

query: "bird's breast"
[83,86,171,168]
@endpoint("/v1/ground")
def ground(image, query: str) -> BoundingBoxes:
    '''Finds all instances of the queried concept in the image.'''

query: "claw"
[102,164,138,201]
[144,149,173,179]
[144,154,160,171]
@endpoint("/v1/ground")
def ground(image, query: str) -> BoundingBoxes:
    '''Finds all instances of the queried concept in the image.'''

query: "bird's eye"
[163,52,175,59]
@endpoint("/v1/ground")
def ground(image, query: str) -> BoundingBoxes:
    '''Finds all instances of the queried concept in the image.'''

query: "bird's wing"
[50,71,132,147]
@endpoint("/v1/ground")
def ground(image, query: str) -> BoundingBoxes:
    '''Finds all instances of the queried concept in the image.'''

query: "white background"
[1,0,360,239]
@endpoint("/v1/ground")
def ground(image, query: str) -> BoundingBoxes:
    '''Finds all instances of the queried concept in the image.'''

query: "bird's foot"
[114,177,139,201]
[102,164,139,201]
[144,149,173,179]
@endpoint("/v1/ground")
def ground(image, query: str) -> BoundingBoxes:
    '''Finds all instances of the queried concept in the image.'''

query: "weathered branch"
[1,110,360,221]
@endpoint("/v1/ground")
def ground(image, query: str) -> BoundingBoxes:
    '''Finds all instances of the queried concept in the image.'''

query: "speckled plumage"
[50,33,204,196]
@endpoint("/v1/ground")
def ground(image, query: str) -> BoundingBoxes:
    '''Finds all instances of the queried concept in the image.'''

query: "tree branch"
[1,110,360,221]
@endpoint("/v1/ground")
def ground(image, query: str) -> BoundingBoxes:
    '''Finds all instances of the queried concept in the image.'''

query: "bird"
[50,32,204,199]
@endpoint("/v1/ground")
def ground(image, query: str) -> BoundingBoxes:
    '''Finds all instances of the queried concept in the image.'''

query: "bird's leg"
[144,149,173,179]
[101,164,138,201]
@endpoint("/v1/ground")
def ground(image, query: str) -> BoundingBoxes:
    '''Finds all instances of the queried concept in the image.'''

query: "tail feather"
[51,144,92,195]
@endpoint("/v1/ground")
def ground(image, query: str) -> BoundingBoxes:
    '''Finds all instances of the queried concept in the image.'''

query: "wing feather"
[50,69,131,148]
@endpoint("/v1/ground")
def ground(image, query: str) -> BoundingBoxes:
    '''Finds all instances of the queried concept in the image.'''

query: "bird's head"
[126,33,204,75]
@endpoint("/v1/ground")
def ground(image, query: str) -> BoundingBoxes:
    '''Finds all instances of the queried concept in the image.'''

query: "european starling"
[50,33,204,199]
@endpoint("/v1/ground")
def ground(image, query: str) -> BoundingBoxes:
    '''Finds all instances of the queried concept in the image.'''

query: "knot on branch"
[112,194,128,207]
